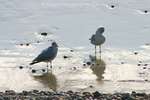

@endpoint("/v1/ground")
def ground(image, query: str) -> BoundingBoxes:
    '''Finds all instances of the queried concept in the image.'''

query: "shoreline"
[0,90,149,100]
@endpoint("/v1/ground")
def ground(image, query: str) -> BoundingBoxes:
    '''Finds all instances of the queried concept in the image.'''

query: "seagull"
[90,27,106,60]
[30,42,58,72]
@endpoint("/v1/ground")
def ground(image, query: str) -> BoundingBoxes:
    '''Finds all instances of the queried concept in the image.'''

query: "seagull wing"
[30,46,54,65]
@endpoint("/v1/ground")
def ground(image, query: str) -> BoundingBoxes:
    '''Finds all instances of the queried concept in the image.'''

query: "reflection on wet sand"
[91,59,106,81]
[33,73,57,91]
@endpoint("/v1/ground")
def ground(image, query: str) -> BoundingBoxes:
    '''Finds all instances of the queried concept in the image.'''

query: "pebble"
[0,90,149,100]
[63,55,69,59]
[86,61,91,66]
[40,32,48,36]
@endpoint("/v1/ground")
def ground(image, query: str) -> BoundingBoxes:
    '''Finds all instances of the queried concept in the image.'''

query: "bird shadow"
[32,72,57,91]
[90,59,106,82]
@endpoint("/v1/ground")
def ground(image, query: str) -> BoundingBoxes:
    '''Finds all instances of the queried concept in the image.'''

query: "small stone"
[26,43,30,46]
[41,32,48,36]
[134,52,138,55]
[32,69,36,73]
[20,44,23,46]
[144,10,148,13]
[144,64,148,66]
[93,91,101,99]
[63,55,68,59]
[111,5,115,8]
[136,93,146,97]
[143,67,146,69]
[22,91,28,96]
[73,67,77,70]
[89,85,94,88]
[86,62,91,66]
[19,66,23,69]
[32,90,39,93]
[70,50,74,52]
[131,91,136,97]
[121,93,132,100]
[5,90,16,95]
[83,64,86,66]
[42,69,45,72]
[37,41,40,43]
[121,62,124,64]
[137,64,141,66]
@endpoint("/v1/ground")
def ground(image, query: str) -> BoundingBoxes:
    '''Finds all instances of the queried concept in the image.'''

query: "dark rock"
[86,62,91,66]
[26,43,30,46]
[89,85,94,88]
[134,52,138,55]
[5,90,16,95]
[121,62,125,64]
[93,91,101,99]
[32,90,39,94]
[19,66,23,69]
[67,90,74,95]
[144,10,148,13]
[63,55,69,59]
[131,91,136,97]
[121,93,133,100]
[73,67,77,70]
[42,69,46,72]
[37,41,40,43]
[143,67,146,69]
[32,69,36,73]
[144,64,148,66]
[22,91,29,96]
[83,64,86,66]
[111,5,115,8]
[41,32,48,36]
[136,93,146,97]
[20,44,23,46]
[137,64,141,66]
[70,50,74,52]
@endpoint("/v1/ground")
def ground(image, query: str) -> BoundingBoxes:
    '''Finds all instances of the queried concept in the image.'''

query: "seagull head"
[52,42,58,47]
[96,27,105,35]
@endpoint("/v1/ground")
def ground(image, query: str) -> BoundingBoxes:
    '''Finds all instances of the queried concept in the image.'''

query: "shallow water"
[1,0,150,93]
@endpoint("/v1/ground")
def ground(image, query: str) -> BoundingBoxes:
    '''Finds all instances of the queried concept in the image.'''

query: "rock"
[5,90,16,95]
[63,55,69,59]
[32,90,39,94]
[83,64,86,66]
[20,43,23,46]
[70,50,74,52]
[136,93,146,97]
[93,91,102,99]
[131,91,136,97]
[111,5,115,8]
[144,10,148,13]
[137,64,141,66]
[41,32,48,36]
[22,91,29,96]
[121,93,133,100]
[144,64,148,66]
[19,66,23,69]
[26,43,30,46]
[134,52,138,55]
[86,62,91,66]
[42,69,46,72]
[121,62,124,64]
[32,69,36,73]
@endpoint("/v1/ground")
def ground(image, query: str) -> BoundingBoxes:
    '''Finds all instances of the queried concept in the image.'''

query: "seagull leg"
[95,45,97,61]
[50,61,52,73]
[99,45,101,60]
[47,62,49,73]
